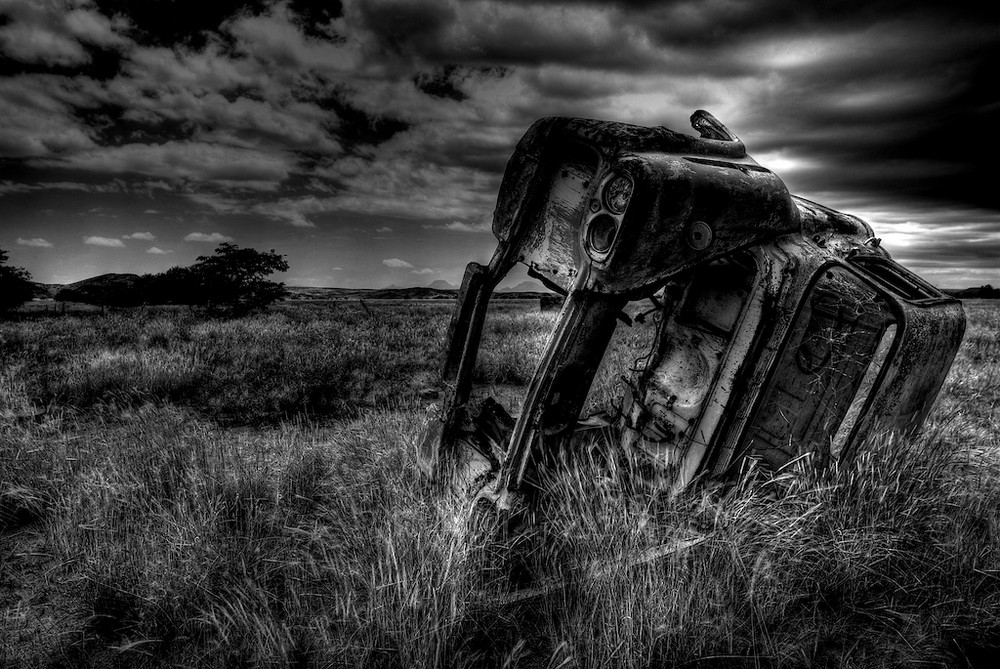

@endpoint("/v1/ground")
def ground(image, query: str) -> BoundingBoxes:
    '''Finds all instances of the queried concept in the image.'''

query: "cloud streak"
[83,235,125,247]
[17,237,53,247]
[184,232,234,243]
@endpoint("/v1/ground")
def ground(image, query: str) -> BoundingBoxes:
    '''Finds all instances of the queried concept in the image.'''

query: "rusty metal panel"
[732,264,897,472]
[629,230,965,486]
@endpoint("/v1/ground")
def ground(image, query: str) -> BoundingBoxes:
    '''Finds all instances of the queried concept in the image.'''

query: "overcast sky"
[1,0,996,288]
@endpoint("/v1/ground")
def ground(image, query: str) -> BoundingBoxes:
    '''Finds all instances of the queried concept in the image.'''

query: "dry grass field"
[1,299,998,668]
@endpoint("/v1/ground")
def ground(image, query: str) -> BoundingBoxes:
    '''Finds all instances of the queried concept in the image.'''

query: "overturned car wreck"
[418,111,965,511]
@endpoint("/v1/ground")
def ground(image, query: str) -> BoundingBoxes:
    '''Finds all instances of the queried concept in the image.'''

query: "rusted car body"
[418,111,965,508]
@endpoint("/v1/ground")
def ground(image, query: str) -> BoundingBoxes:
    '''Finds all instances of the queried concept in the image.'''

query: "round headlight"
[602,173,633,215]
[587,214,617,254]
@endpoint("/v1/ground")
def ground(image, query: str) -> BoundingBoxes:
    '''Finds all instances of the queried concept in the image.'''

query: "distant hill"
[54,273,143,306]
[944,285,1000,299]
[368,287,455,299]
[39,275,558,305]
[32,273,556,308]
[284,285,550,301]
[284,286,457,300]
[39,271,1000,307]
[499,280,547,293]
[31,282,58,300]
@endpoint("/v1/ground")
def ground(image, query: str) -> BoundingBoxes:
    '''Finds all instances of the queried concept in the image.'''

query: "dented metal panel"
[418,110,966,510]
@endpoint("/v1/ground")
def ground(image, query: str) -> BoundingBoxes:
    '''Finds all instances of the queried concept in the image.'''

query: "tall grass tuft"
[1,300,998,667]
[0,304,453,424]
[18,406,510,667]
[524,428,1000,668]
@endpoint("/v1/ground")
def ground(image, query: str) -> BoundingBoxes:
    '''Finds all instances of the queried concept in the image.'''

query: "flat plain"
[1,298,998,668]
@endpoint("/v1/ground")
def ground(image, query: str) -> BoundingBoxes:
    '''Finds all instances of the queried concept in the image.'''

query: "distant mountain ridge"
[943,285,1000,299]
[37,273,1000,304]
[31,272,556,304]
[378,279,546,292]
[285,286,549,300]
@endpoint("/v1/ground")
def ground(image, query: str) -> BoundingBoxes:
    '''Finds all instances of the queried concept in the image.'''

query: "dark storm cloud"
[37,141,295,183]
[0,0,995,287]
[413,65,470,102]
[284,0,344,38]
[522,67,627,102]
[0,0,131,81]
[493,0,997,49]
[314,93,410,151]
[633,0,997,49]
[349,0,664,70]
[739,26,998,209]
[616,6,997,211]
[350,0,456,57]
[73,102,198,146]
[338,0,998,211]
[91,0,268,48]
[899,243,1000,268]
[893,231,1000,277]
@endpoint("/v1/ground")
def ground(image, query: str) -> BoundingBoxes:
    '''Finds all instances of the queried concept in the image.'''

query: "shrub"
[0,247,34,313]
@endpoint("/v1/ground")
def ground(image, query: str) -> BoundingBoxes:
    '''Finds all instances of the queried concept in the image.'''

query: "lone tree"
[0,248,34,313]
[191,243,289,314]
